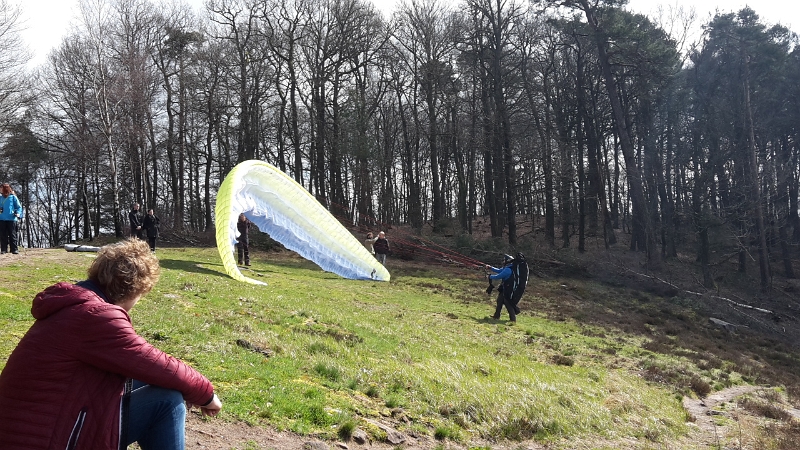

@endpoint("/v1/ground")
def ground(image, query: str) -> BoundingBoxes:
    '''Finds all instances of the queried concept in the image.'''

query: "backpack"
[502,254,529,304]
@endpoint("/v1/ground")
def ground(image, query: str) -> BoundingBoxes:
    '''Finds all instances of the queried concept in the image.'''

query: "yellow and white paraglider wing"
[215,160,390,285]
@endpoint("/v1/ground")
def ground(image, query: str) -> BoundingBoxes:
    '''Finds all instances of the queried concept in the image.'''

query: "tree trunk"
[397,86,423,230]
[743,55,770,292]
[580,0,658,268]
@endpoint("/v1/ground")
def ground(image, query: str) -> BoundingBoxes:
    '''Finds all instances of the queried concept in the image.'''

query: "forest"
[0,0,798,293]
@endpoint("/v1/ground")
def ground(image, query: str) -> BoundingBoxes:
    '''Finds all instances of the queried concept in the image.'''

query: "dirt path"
[682,385,769,448]
[185,416,406,450]
[183,412,546,450]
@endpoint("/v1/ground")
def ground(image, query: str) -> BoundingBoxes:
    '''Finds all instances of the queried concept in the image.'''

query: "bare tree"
[0,0,31,129]
[78,0,127,236]
[208,0,268,164]
[152,3,204,229]
[394,0,457,229]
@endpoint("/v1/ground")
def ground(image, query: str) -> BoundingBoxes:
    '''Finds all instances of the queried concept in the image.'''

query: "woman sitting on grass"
[0,238,222,450]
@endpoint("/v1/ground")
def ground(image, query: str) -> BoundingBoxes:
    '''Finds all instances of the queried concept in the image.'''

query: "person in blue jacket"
[486,254,521,322]
[0,183,23,254]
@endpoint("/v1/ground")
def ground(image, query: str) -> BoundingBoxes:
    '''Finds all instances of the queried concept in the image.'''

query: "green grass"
[0,246,742,446]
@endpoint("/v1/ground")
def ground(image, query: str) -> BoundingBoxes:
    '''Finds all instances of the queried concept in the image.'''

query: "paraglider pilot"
[486,253,528,322]
[236,213,251,266]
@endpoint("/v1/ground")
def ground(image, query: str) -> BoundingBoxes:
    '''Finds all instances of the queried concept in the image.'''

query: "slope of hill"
[0,225,798,449]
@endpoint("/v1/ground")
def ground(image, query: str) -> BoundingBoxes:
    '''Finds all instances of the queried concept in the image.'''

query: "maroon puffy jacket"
[0,282,214,450]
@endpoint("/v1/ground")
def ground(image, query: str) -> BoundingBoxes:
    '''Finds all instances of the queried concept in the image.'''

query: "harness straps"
[502,260,529,303]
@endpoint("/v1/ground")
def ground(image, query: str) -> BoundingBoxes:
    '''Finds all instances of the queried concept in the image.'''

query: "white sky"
[19,0,800,68]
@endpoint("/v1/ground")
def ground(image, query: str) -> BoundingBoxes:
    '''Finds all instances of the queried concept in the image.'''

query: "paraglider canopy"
[215,160,390,285]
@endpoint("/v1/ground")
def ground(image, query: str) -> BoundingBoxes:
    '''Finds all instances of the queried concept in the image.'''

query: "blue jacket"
[488,265,512,281]
[0,194,22,221]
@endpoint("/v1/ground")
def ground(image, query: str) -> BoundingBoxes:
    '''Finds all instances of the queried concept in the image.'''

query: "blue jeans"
[125,380,186,450]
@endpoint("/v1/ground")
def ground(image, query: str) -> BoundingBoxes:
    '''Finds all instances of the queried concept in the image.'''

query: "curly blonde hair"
[87,238,160,304]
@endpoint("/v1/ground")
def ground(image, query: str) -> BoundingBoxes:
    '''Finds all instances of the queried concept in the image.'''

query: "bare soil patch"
[0,247,83,266]
[182,411,547,450]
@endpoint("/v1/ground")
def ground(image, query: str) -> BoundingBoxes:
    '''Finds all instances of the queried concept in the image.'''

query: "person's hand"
[137,226,142,230]
[198,393,222,417]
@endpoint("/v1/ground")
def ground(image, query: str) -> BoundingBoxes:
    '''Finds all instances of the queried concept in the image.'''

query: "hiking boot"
[245,262,251,266]
[238,261,243,265]
[11,250,19,254]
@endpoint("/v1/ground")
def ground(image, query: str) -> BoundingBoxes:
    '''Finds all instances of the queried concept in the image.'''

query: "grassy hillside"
[1,242,798,449]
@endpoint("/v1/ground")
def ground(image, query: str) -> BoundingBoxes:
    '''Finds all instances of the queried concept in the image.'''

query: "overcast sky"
[19,0,800,68]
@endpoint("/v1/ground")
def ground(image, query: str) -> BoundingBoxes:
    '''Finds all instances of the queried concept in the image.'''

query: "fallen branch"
[64,244,101,252]
[236,339,275,357]
[188,427,217,438]
[621,267,773,314]
[709,317,745,332]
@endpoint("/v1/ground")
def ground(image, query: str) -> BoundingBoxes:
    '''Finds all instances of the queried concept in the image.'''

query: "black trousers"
[147,236,157,251]
[131,227,143,239]
[237,240,250,265]
[0,220,17,253]
[493,292,517,321]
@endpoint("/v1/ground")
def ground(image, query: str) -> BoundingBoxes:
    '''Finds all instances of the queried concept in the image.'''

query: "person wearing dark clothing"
[129,203,144,239]
[0,183,23,254]
[143,209,160,251]
[373,231,390,266]
[236,213,251,266]
[486,253,527,322]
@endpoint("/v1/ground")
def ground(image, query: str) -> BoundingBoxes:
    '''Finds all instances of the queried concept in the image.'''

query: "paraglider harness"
[486,253,529,306]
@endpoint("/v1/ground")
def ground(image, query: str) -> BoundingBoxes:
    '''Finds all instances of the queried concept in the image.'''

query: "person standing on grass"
[0,238,222,450]
[15,197,24,250]
[0,183,23,255]
[143,208,160,252]
[129,203,144,239]
[373,231,390,266]
[486,254,519,322]
[236,213,251,266]
[363,232,377,255]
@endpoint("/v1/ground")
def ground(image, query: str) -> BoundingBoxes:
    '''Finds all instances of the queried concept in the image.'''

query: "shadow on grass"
[473,315,514,325]
[158,258,229,279]
[251,256,319,272]
[158,255,333,281]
